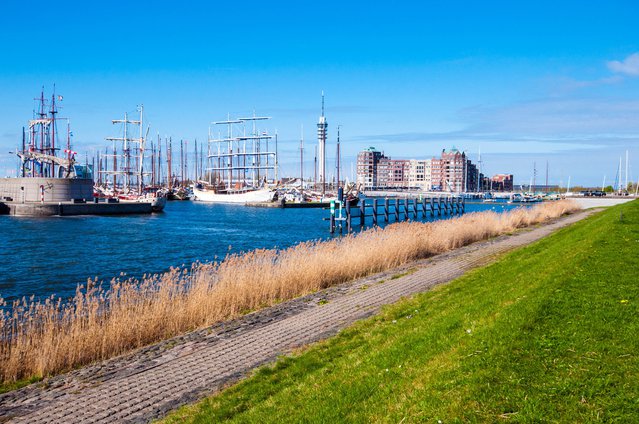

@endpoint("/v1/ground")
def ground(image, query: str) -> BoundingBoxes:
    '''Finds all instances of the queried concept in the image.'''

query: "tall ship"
[95,106,166,211]
[0,90,94,206]
[193,114,277,203]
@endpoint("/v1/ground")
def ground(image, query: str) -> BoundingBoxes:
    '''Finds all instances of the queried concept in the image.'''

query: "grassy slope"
[163,201,639,423]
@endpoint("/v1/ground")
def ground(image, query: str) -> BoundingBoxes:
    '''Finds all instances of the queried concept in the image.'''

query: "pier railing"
[329,192,465,233]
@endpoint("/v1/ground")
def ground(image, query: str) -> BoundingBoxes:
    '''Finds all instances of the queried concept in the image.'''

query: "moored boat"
[195,113,277,204]
[193,184,273,203]
[95,106,166,212]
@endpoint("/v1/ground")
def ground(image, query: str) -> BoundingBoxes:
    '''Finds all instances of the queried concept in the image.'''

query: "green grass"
[161,201,639,423]
[0,376,42,395]
[390,267,418,280]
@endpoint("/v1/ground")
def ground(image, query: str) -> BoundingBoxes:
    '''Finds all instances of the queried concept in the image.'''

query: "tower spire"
[317,91,328,197]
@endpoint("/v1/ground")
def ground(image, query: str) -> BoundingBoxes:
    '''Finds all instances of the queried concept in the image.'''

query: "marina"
[1,90,632,309]
[1,3,638,422]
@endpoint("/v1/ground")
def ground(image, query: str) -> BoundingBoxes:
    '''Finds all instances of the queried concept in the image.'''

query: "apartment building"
[356,146,505,193]
[490,174,514,191]
[408,159,432,190]
[356,147,386,189]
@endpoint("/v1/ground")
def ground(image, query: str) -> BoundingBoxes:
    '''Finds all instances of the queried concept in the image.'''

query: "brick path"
[0,210,594,423]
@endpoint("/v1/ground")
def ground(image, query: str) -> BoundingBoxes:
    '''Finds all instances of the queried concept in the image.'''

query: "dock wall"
[0,178,93,203]
[0,201,153,216]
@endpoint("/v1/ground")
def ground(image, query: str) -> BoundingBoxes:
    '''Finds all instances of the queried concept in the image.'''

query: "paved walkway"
[570,196,635,209]
[0,210,596,423]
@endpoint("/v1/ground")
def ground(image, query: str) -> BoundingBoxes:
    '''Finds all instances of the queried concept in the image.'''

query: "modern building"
[466,160,480,192]
[357,148,410,189]
[431,148,467,193]
[408,159,432,190]
[356,146,511,193]
[356,147,386,189]
[490,174,514,191]
[387,159,410,188]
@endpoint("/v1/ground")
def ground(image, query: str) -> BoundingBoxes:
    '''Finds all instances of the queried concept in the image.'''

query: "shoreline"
[0,205,596,423]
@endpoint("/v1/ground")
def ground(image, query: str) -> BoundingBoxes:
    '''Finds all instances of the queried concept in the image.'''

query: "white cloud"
[353,97,639,157]
[607,53,639,77]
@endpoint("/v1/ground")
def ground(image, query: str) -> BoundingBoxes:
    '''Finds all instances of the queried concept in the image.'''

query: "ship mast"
[207,114,275,191]
[138,104,147,194]
[17,89,77,179]
[167,137,173,190]
[102,107,145,193]
[180,139,184,188]
[275,131,279,183]
[300,125,304,197]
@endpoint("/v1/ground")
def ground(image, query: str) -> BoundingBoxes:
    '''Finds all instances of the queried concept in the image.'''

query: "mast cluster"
[17,90,78,179]
[100,106,148,194]
[206,114,276,191]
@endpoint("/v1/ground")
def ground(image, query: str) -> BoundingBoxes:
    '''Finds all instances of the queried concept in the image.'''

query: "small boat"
[167,186,192,201]
[118,191,167,211]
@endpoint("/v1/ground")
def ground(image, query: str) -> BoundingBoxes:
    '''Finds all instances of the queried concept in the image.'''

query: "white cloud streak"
[607,52,639,77]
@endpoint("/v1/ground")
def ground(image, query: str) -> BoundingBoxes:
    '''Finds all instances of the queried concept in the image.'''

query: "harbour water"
[0,200,521,304]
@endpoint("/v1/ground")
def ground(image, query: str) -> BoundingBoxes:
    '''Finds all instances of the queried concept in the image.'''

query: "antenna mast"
[317,91,328,197]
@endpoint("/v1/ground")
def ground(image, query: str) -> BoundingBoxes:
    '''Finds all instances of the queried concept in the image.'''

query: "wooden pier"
[329,195,465,233]
[245,200,330,209]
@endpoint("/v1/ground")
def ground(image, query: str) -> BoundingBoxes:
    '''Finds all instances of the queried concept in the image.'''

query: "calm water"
[0,200,519,304]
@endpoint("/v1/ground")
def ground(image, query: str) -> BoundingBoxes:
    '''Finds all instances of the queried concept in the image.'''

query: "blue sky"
[1,0,638,187]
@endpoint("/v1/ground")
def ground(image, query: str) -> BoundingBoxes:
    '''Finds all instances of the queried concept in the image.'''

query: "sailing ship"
[95,105,167,211]
[193,113,276,203]
[0,90,95,204]
[165,138,192,201]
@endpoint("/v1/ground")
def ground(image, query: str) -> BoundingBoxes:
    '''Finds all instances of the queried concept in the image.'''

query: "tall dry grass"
[0,200,580,383]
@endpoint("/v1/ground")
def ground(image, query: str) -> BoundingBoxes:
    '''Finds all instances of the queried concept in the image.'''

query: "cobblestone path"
[0,210,594,423]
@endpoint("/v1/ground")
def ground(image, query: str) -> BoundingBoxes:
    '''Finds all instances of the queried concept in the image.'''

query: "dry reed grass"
[0,200,580,383]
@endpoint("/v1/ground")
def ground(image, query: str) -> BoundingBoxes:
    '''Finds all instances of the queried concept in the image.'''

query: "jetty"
[329,194,465,233]
[0,199,155,216]
[0,177,161,216]
[246,200,328,208]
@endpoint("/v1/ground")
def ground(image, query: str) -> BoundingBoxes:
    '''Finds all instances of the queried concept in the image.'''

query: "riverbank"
[0,201,584,422]
[0,200,523,305]
[0,201,578,385]
[162,199,637,423]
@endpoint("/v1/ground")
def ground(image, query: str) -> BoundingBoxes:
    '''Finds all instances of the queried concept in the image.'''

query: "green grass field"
[162,201,639,423]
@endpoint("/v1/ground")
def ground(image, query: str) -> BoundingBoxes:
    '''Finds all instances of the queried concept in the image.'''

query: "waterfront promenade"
[0,208,597,423]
